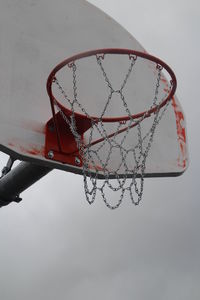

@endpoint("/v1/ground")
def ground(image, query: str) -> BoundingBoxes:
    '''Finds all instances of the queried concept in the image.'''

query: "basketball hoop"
[45,48,177,209]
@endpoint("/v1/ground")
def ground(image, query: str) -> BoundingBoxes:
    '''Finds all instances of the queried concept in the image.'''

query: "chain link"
[52,53,170,209]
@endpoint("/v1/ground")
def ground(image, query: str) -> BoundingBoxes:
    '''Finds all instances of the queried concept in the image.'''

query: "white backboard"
[0,0,188,177]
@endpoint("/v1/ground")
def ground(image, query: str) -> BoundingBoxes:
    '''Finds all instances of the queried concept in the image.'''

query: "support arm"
[0,161,52,207]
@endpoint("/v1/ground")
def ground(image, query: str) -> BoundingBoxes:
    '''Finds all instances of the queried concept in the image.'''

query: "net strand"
[52,53,171,209]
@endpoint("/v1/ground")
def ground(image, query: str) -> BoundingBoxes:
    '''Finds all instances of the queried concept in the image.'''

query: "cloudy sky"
[0,0,199,299]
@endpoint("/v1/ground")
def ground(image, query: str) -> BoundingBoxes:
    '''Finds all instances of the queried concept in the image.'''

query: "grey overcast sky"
[0,0,199,299]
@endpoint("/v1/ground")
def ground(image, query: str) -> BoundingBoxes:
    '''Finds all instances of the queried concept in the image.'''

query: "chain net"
[52,53,172,209]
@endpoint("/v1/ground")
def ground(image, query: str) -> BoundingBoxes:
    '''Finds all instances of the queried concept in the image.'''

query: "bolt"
[48,150,54,159]
[75,157,81,165]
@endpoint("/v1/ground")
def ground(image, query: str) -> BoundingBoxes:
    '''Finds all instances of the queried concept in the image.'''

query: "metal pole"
[0,161,52,207]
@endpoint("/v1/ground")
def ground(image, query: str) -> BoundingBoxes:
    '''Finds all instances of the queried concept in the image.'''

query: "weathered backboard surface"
[0,0,188,176]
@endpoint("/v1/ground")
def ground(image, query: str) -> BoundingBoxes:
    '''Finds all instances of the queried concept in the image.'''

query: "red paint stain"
[171,96,187,168]
[8,142,15,147]
[87,163,104,172]
[161,77,167,84]
[164,87,170,93]
[19,145,45,156]
[20,120,45,134]
[7,139,44,157]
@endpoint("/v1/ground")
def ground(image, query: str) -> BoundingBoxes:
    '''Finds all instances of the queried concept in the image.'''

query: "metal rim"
[47,48,177,122]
